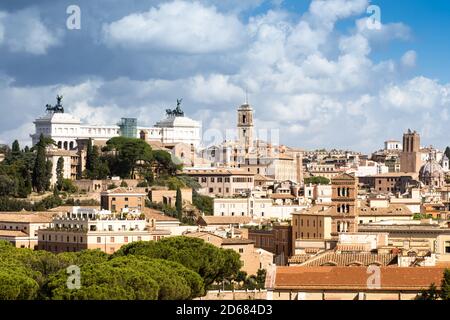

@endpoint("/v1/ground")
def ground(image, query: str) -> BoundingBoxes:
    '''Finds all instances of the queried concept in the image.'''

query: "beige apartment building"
[38,207,169,254]
[100,187,147,213]
[0,212,53,249]
[185,231,274,275]
[149,187,192,206]
[183,168,254,197]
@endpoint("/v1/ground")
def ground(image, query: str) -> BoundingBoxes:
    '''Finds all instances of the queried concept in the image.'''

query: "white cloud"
[380,77,450,112]
[3,0,450,152]
[401,50,417,68]
[102,0,246,54]
[0,8,61,55]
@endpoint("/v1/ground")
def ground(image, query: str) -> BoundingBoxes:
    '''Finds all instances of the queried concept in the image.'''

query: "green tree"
[11,140,20,157]
[445,147,450,162]
[32,134,52,193]
[56,157,64,191]
[115,237,242,287]
[0,175,18,196]
[441,269,450,300]
[304,176,330,185]
[120,180,128,187]
[256,269,267,289]
[193,191,213,215]
[417,283,439,300]
[175,187,182,220]
[104,137,153,178]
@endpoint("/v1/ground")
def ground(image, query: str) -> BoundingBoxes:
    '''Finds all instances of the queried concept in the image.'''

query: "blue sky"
[0,0,449,153]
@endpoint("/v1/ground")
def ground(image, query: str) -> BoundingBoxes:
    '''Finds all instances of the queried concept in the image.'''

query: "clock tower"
[237,103,254,149]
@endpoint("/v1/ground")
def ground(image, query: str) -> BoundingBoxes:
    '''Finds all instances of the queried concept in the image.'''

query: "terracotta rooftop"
[296,251,398,267]
[291,205,333,216]
[101,187,147,195]
[270,194,295,199]
[358,203,412,217]
[222,238,255,245]
[0,212,53,223]
[49,206,100,212]
[0,230,29,237]
[142,207,180,221]
[273,266,445,291]
[198,216,252,225]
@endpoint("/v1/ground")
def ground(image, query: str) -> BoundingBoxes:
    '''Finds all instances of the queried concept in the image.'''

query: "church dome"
[419,159,444,178]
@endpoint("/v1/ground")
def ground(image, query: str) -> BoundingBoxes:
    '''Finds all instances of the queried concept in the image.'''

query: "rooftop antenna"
[245,87,248,105]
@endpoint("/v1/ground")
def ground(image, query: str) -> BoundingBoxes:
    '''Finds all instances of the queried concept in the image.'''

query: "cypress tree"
[86,139,93,174]
[56,157,64,191]
[32,135,48,193]
[175,187,183,220]
[11,140,20,155]
[445,147,450,161]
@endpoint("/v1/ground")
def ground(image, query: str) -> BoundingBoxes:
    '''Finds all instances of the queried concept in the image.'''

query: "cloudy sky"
[0,0,449,152]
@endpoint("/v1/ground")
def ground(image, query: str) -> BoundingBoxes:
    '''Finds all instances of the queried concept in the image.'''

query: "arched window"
[242,115,247,124]
[57,141,62,149]
[63,141,68,150]
[69,141,74,150]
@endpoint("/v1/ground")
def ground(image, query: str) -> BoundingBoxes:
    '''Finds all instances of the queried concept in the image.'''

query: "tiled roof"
[142,207,180,221]
[222,238,255,245]
[358,204,412,216]
[0,212,53,223]
[270,194,295,199]
[273,266,445,291]
[291,205,333,216]
[297,251,398,267]
[198,216,252,225]
[0,230,29,237]
[49,206,100,212]
[101,187,147,195]
[254,174,274,181]
[288,254,313,264]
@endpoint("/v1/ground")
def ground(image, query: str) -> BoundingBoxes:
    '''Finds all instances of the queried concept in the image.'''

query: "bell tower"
[237,102,254,149]
[331,173,359,238]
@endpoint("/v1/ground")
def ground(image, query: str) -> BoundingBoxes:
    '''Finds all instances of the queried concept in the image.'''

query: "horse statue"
[165,98,184,117]
[45,95,65,113]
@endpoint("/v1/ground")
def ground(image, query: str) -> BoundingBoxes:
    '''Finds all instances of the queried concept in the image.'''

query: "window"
[218,177,223,183]
[445,241,450,254]
[125,197,129,201]
[239,248,244,253]
[97,237,101,243]
[137,236,142,241]
[209,188,214,193]
[211,177,215,183]
[110,237,115,243]
[124,236,129,243]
